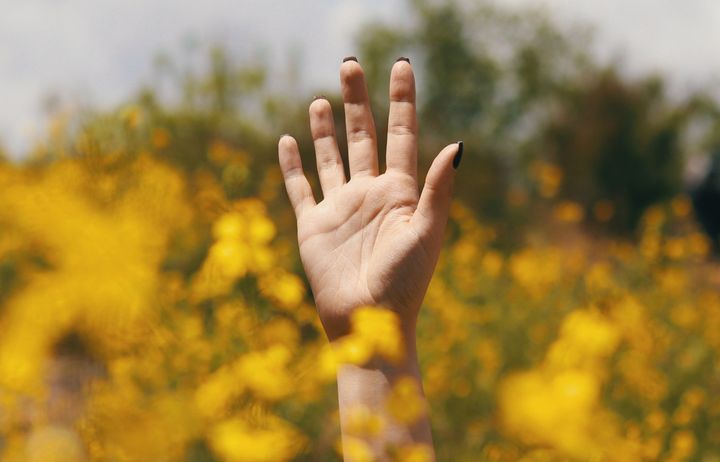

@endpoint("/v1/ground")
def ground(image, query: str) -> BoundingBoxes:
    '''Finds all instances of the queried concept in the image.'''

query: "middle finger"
[340,57,378,178]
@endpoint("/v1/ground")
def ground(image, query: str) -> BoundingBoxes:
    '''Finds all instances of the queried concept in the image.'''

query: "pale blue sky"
[1,0,719,158]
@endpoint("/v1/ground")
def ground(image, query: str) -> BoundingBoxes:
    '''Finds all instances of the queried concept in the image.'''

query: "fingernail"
[396,56,410,63]
[312,95,327,101]
[453,141,463,169]
[342,56,358,63]
[280,133,291,139]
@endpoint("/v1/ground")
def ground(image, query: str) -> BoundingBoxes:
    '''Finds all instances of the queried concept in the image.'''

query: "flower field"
[0,97,719,462]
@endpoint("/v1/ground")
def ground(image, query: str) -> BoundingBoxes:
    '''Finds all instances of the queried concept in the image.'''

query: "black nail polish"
[396,56,410,63]
[453,141,463,169]
[343,56,358,63]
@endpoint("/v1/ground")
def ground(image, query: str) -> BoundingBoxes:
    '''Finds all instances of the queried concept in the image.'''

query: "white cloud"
[1,0,719,158]
[507,0,720,85]
[0,0,410,157]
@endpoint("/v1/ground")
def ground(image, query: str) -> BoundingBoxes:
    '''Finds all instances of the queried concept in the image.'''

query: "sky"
[1,0,719,158]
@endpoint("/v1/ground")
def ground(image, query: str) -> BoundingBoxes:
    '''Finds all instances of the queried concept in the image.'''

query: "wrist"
[332,328,418,371]
[319,300,420,343]
[334,329,434,459]
[325,305,418,369]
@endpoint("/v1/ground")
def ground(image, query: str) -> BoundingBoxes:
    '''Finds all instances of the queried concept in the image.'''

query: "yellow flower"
[664,237,686,260]
[353,307,405,362]
[340,436,375,462]
[481,250,504,278]
[553,201,584,223]
[499,369,601,456]
[209,416,303,462]
[509,247,564,298]
[395,444,434,462]
[670,430,696,459]
[213,212,245,240]
[237,345,293,401]
[121,105,142,128]
[584,262,615,294]
[25,425,86,462]
[258,270,305,310]
[385,377,427,425]
[688,232,710,256]
[333,306,405,365]
[550,370,599,413]
[260,317,300,349]
[670,195,692,218]
[152,127,170,149]
[318,343,339,381]
[216,238,250,274]
[345,405,386,437]
[195,365,244,418]
[248,214,276,244]
[558,309,620,359]
[208,141,233,165]
[642,205,665,228]
[533,162,563,198]
[670,304,699,329]
[334,334,374,366]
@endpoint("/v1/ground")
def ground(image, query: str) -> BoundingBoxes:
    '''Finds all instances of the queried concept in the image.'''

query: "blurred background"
[1,0,720,461]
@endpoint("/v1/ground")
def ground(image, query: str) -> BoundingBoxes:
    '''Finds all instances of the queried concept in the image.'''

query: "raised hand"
[279,56,459,460]
[278,57,461,341]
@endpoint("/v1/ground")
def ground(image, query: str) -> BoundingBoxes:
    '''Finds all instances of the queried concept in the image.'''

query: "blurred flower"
[25,425,86,462]
[152,127,170,149]
[1,102,717,461]
[552,201,585,223]
[395,444,434,462]
[533,162,563,198]
[345,405,386,438]
[209,416,304,462]
[509,247,564,298]
[481,250,504,278]
[334,306,405,366]
[670,196,691,218]
[259,270,305,310]
[121,105,142,128]
[237,345,293,401]
[339,436,375,462]
[385,377,427,425]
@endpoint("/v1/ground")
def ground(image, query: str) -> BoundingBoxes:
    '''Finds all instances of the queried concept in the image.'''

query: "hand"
[279,57,455,460]
[278,57,462,341]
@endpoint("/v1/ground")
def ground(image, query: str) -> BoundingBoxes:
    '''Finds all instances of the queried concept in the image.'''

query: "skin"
[278,58,459,461]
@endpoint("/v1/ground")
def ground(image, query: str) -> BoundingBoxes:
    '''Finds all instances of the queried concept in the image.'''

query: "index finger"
[385,58,417,180]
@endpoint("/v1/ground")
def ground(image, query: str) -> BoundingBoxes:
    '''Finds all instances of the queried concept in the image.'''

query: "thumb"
[412,141,463,243]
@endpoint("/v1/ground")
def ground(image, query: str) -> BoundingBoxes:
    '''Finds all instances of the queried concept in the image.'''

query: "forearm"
[335,326,435,461]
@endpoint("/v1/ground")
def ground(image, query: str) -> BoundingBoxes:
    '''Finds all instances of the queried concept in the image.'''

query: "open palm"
[279,58,461,340]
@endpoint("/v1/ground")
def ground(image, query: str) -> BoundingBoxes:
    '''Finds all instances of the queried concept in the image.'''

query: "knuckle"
[388,123,415,137]
[347,127,374,143]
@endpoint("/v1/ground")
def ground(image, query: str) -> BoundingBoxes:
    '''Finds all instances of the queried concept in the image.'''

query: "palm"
[279,58,461,339]
[298,173,430,334]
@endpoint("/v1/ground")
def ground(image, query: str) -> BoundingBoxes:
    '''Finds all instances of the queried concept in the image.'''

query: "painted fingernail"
[343,56,358,63]
[396,56,410,63]
[312,95,327,101]
[453,141,463,169]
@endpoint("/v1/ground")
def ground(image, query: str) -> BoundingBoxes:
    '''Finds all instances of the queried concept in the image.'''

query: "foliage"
[356,0,720,237]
